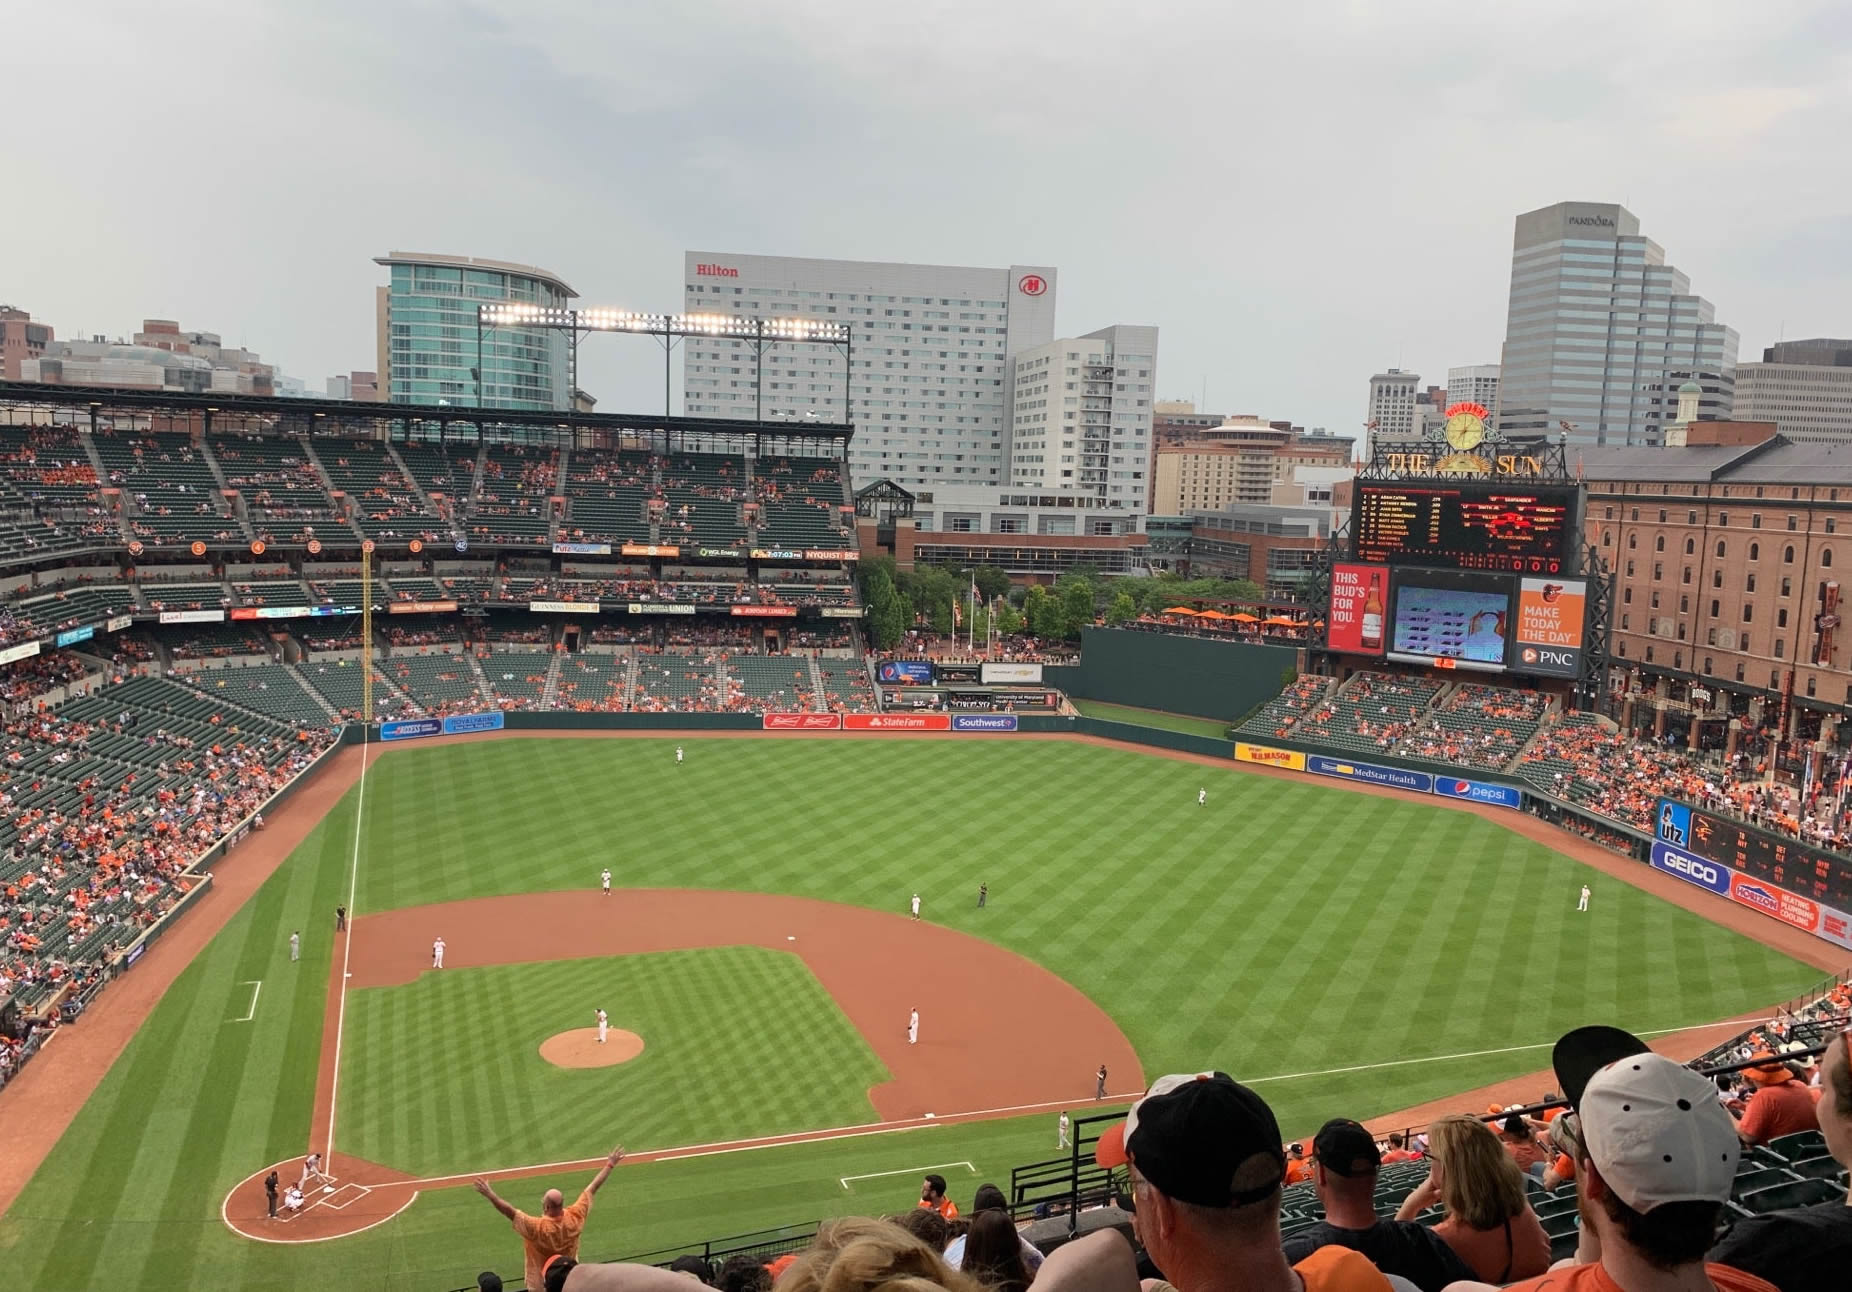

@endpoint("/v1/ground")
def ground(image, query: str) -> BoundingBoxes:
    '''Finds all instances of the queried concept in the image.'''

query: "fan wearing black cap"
[1444,1025,1778,1292]
[1067,1071,1423,1292]
[1278,1118,1474,1292]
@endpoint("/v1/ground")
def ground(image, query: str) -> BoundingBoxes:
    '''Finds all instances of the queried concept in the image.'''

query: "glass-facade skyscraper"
[374,253,575,410]
[1492,203,1737,447]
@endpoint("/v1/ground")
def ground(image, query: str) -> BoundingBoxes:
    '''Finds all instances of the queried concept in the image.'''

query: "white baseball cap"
[1578,1052,1739,1212]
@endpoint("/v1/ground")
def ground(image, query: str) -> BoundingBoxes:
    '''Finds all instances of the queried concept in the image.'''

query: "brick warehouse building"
[1582,423,1852,754]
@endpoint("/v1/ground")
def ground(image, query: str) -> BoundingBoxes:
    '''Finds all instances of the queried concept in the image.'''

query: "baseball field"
[0,734,1829,1290]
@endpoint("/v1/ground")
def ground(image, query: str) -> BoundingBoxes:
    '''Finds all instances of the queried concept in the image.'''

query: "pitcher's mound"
[540,1028,645,1068]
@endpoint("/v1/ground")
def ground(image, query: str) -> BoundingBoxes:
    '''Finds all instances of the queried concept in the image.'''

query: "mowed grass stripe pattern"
[0,737,1826,1291]
[343,948,890,1177]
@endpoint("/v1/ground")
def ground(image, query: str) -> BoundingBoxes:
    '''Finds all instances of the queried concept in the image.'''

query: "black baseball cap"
[1093,1072,1285,1207]
[1312,1119,1381,1177]
[1552,1025,1652,1112]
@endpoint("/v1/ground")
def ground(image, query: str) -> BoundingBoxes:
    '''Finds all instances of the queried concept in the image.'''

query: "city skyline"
[5,3,1849,440]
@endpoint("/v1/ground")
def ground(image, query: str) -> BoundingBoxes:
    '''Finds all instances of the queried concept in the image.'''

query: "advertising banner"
[1729,873,1821,933]
[876,660,935,686]
[389,600,459,615]
[730,606,798,618]
[0,641,41,665]
[159,609,225,624]
[1648,841,1732,895]
[1327,563,1388,656]
[843,712,952,731]
[750,548,804,561]
[1432,777,1523,809]
[696,547,745,560]
[762,712,842,730]
[380,717,443,741]
[552,541,612,555]
[105,614,133,632]
[820,607,865,618]
[529,600,599,614]
[306,605,357,617]
[1306,754,1434,793]
[952,714,1018,731]
[980,662,1043,684]
[1234,742,1307,771]
[802,549,861,561]
[54,625,96,647]
[619,543,681,558]
[628,603,697,615]
[1514,578,1587,678]
[442,712,505,735]
[883,689,945,708]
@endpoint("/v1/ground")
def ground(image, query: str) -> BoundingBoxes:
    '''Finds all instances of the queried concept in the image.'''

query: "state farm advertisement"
[761,713,841,730]
[1326,563,1387,656]
[1514,578,1587,678]
[842,713,952,731]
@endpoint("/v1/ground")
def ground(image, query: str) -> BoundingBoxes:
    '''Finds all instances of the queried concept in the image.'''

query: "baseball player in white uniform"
[596,1008,609,1044]
[601,868,612,896]
[432,936,446,969]
[299,1152,322,1189]
[1058,1111,1071,1148]
[289,931,300,961]
[908,1007,919,1045]
[1198,787,1207,807]
[1578,884,1591,912]
[675,745,683,764]
[910,893,921,920]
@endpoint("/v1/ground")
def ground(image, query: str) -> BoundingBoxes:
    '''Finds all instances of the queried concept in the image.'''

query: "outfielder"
[910,893,921,921]
[601,868,612,896]
[908,1007,919,1045]
[596,1008,609,1044]
[1198,787,1206,807]
[675,745,684,764]
[432,936,446,969]
[1577,884,1591,912]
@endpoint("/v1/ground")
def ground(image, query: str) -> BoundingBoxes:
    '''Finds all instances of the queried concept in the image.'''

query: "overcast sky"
[6,1,1851,439]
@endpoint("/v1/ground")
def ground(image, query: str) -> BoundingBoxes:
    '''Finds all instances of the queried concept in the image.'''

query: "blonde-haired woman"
[776,1217,991,1292]
[1393,1114,1549,1283]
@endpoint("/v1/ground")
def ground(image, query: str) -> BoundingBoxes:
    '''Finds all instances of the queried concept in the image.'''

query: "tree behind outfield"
[1105,589,1137,626]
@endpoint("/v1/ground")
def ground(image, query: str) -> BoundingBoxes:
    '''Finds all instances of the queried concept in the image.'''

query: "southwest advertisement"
[1514,578,1587,678]
[1326,563,1388,656]
[951,714,1018,732]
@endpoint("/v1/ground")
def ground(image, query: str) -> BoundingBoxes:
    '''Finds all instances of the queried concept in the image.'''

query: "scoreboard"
[1665,800,1852,910]
[1353,483,1578,574]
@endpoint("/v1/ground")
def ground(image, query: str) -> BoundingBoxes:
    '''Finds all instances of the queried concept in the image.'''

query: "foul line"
[227,980,262,1023]
[840,1160,975,1189]
[324,720,371,1161]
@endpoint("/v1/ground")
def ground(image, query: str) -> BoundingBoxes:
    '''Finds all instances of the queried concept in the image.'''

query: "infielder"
[1198,787,1206,807]
[908,1007,919,1045]
[910,893,921,921]
[432,936,446,969]
[1577,884,1591,913]
[596,1008,609,1044]
[1058,1111,1071,1148]
[1095,1064,1108,1100]
[601,868,612,896]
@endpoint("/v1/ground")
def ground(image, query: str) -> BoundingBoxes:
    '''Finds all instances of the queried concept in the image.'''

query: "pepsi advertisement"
[876,660,935,686]
[1433,777,1523,809]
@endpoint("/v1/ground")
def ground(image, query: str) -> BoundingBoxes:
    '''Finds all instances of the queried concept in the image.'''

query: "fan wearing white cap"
[1447,1026,1777,1292]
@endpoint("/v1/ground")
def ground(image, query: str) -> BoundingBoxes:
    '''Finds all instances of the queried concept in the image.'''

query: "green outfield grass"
[343,949,889,1177]
[0,737,1825,1290]
[1069,698,1231,738]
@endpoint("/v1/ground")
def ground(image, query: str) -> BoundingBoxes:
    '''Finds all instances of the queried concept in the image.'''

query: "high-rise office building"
[1007,324,1157,506]
[1732,339,1852,443]
[375,252,575,410]
[1492,202,1737,446]
[1446,363,1500,412]
[682,252,1058,491]
[1366,369,1420,450]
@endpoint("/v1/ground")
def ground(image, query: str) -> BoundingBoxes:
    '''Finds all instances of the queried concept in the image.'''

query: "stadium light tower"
[476,305,852,421]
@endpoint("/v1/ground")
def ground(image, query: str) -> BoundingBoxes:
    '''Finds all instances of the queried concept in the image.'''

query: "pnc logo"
[1018,274,1048,296]
[695,263,739,278]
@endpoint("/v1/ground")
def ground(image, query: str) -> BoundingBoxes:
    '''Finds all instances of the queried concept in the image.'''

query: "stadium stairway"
[73,430,132,544]
[296,439,368,543]
[619,652,640,709]
[384,442,452,538]
[463,650,497,708]
[806,654,826,710]
[541,652,564,708]
[287,664,342,722]
[550,442,570,549]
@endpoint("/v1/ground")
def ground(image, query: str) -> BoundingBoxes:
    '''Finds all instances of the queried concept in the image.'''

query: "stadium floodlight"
[474,303,853,421]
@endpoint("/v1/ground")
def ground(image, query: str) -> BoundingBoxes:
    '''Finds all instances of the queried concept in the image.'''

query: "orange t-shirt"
[512,1188,592,1292]
[1293,1245,1397,1290]
[1738,1078,1820,1143]
[1504,1138,1545,1172]
[1435,1207,1551,1283]
[1285,1158,1314,1185]
[1502,1261,1778,1292]
[919,1197,959,1220]
[1380,1149,1417,1164]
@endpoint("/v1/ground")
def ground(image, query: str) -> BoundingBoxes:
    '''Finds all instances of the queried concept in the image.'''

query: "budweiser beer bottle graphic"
[1361,573,1384,650]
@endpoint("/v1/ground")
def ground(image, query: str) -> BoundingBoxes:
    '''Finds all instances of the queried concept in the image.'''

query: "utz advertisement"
[1327,563,1388,656]
[952,714,1018,731]
[762,712,842,730]
[843,712,952,731]
[876,660,935,686]
[1514,578,1587,678]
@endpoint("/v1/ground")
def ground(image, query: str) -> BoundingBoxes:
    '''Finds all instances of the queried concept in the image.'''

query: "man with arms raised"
[474,1145,625,1292]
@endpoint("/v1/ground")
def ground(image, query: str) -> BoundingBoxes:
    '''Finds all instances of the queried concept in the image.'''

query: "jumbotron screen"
[1353,483,1578,574]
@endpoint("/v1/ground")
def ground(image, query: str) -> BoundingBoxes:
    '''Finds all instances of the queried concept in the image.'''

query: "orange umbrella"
[1196,609,1233,620]
[1162,606,1199,616]
[1263,615,1297,626]
[1230,612,1259,623]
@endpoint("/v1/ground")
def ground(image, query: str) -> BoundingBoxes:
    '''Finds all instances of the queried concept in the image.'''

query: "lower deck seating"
[481,652,552,710]
[175,665,329,727]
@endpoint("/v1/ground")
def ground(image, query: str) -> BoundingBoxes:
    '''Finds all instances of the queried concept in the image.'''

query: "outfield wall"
[1045,628,1294,722]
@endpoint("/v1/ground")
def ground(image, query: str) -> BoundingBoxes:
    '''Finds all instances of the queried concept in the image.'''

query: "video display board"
[1657,798,1852,911]
[1385,569,1512,672]
[1513,578,1588,678]
[1353,483,1578,574]
[1327,562,1389,657]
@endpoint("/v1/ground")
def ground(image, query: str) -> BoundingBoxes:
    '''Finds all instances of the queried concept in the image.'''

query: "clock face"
[1444,410,1486,451]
